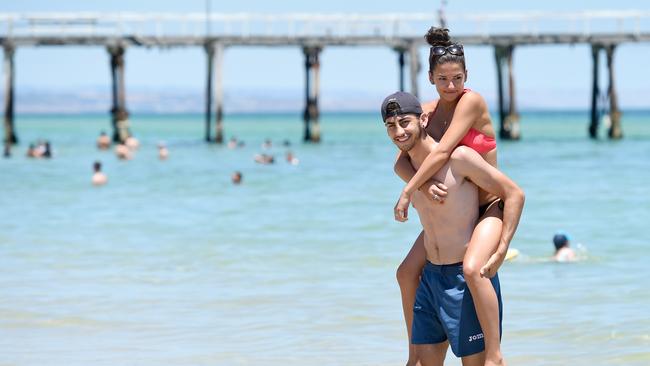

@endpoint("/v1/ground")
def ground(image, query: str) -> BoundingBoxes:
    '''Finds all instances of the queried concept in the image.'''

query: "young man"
[381,92,525,366]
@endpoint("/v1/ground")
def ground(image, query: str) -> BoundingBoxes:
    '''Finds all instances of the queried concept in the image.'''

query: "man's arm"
[450,146,525,276]
[394,150,448,203]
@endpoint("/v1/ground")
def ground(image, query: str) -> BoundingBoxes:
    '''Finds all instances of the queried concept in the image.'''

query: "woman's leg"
[463,203,505,366]
[397,231,427,366]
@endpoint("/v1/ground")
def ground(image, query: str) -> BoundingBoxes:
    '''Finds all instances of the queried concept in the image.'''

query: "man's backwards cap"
[381,91,423,121]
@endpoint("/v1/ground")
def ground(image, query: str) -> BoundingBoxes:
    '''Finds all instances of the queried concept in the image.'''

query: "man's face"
[384,114,422,152]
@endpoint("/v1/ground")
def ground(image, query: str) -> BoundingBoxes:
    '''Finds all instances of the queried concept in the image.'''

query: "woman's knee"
[396,261,420,286]
[462,258,482,282]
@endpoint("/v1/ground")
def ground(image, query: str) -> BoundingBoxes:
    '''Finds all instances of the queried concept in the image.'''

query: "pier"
[2,11,650,144]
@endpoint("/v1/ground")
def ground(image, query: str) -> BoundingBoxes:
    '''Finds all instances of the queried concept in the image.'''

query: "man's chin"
[396,143,413,152]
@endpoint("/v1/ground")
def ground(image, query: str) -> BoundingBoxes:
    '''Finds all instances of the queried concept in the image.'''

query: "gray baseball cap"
[381,91,423,121]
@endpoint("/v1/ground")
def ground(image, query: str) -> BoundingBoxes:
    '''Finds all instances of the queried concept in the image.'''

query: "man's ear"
[420,112,429,129]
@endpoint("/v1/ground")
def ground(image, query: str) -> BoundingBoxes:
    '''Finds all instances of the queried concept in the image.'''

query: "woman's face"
[429,62,467,102]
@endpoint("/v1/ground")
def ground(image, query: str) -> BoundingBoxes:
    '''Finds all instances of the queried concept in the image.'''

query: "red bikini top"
[434,89,496,154]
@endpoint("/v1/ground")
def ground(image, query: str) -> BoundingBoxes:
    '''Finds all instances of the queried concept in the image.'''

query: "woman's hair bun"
[424,27,452,47]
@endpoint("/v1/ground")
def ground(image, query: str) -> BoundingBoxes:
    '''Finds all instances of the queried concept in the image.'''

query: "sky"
[1,0,650,111]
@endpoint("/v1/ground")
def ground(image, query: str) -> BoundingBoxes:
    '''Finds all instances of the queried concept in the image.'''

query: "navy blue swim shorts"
[411,261,502,357]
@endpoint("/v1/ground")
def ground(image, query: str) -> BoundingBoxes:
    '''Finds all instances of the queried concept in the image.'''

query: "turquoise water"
[1,112,649,365]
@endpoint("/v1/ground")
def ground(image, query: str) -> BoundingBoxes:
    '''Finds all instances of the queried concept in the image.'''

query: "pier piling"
[3,43,17,145]
[205,42,225,143]
[214,42,224,144]
[204,43,213,142]
[303,46,321,142]
[605,45,622,139]
[589,44,601,139]
[494,45,520,140]
[108,45,130,143]
[589,44,623,139]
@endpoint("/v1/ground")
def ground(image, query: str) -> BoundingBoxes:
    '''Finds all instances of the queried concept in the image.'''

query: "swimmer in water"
[552,232,576,262]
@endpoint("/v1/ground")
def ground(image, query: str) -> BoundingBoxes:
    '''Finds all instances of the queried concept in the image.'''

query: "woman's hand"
[423,179,447,204]
[394,190,411,222]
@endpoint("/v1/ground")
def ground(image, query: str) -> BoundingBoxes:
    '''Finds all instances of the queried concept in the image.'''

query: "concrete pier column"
[589,44,601,139]
[605,44,622,139]
[108,45,130,143]
[204,43,214,142]
[504,45,520,140]
[408,43,420,98]
[214,42,224,144]
[494,46,506,136]
[302,46,322,143]
[494,45,519,140]
[3,43,17,145]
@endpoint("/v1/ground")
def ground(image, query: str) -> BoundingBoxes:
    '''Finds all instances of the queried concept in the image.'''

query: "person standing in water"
[381,91,524,366]
[393,27,521,366]
[92,161,108,186]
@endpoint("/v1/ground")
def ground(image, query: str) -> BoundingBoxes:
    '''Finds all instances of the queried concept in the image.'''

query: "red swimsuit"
[435,89,497,154]
[459,127,496,154]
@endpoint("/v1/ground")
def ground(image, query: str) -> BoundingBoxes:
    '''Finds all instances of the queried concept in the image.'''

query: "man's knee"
[415,344,446,366]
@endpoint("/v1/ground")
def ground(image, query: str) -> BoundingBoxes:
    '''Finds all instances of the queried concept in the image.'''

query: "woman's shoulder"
[459,89,488,108]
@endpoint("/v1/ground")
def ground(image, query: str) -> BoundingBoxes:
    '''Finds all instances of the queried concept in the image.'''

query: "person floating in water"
[286,151,299,165]
[254,153,274,165]
[552,232,576,262]
[97,131,111,150]
[92,161,108,186]
[231,171,243,184]
[115,142,132,160]
[158,142,169,160]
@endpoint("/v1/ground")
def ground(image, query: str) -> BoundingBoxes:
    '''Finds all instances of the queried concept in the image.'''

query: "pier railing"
[1,11,650,40]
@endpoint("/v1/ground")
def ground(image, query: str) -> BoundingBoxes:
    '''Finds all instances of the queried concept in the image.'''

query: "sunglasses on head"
[430,44,464,57]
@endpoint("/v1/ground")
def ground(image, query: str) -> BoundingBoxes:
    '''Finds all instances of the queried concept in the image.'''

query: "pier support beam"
[3,43,17,145]
[108,45,130,143]
[205,42,225,143]
[589,44,623,139]
[408,43,420,98]
[605,44,622,139]
[214,42,224,144]
[205,43,213,142]
[302,46,321,143]
[494,45,520,140]
[589,44,601,139]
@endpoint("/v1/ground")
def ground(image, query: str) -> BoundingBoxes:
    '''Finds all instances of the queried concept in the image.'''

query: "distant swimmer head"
[553,232,571,250]
[380,91,423,122]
